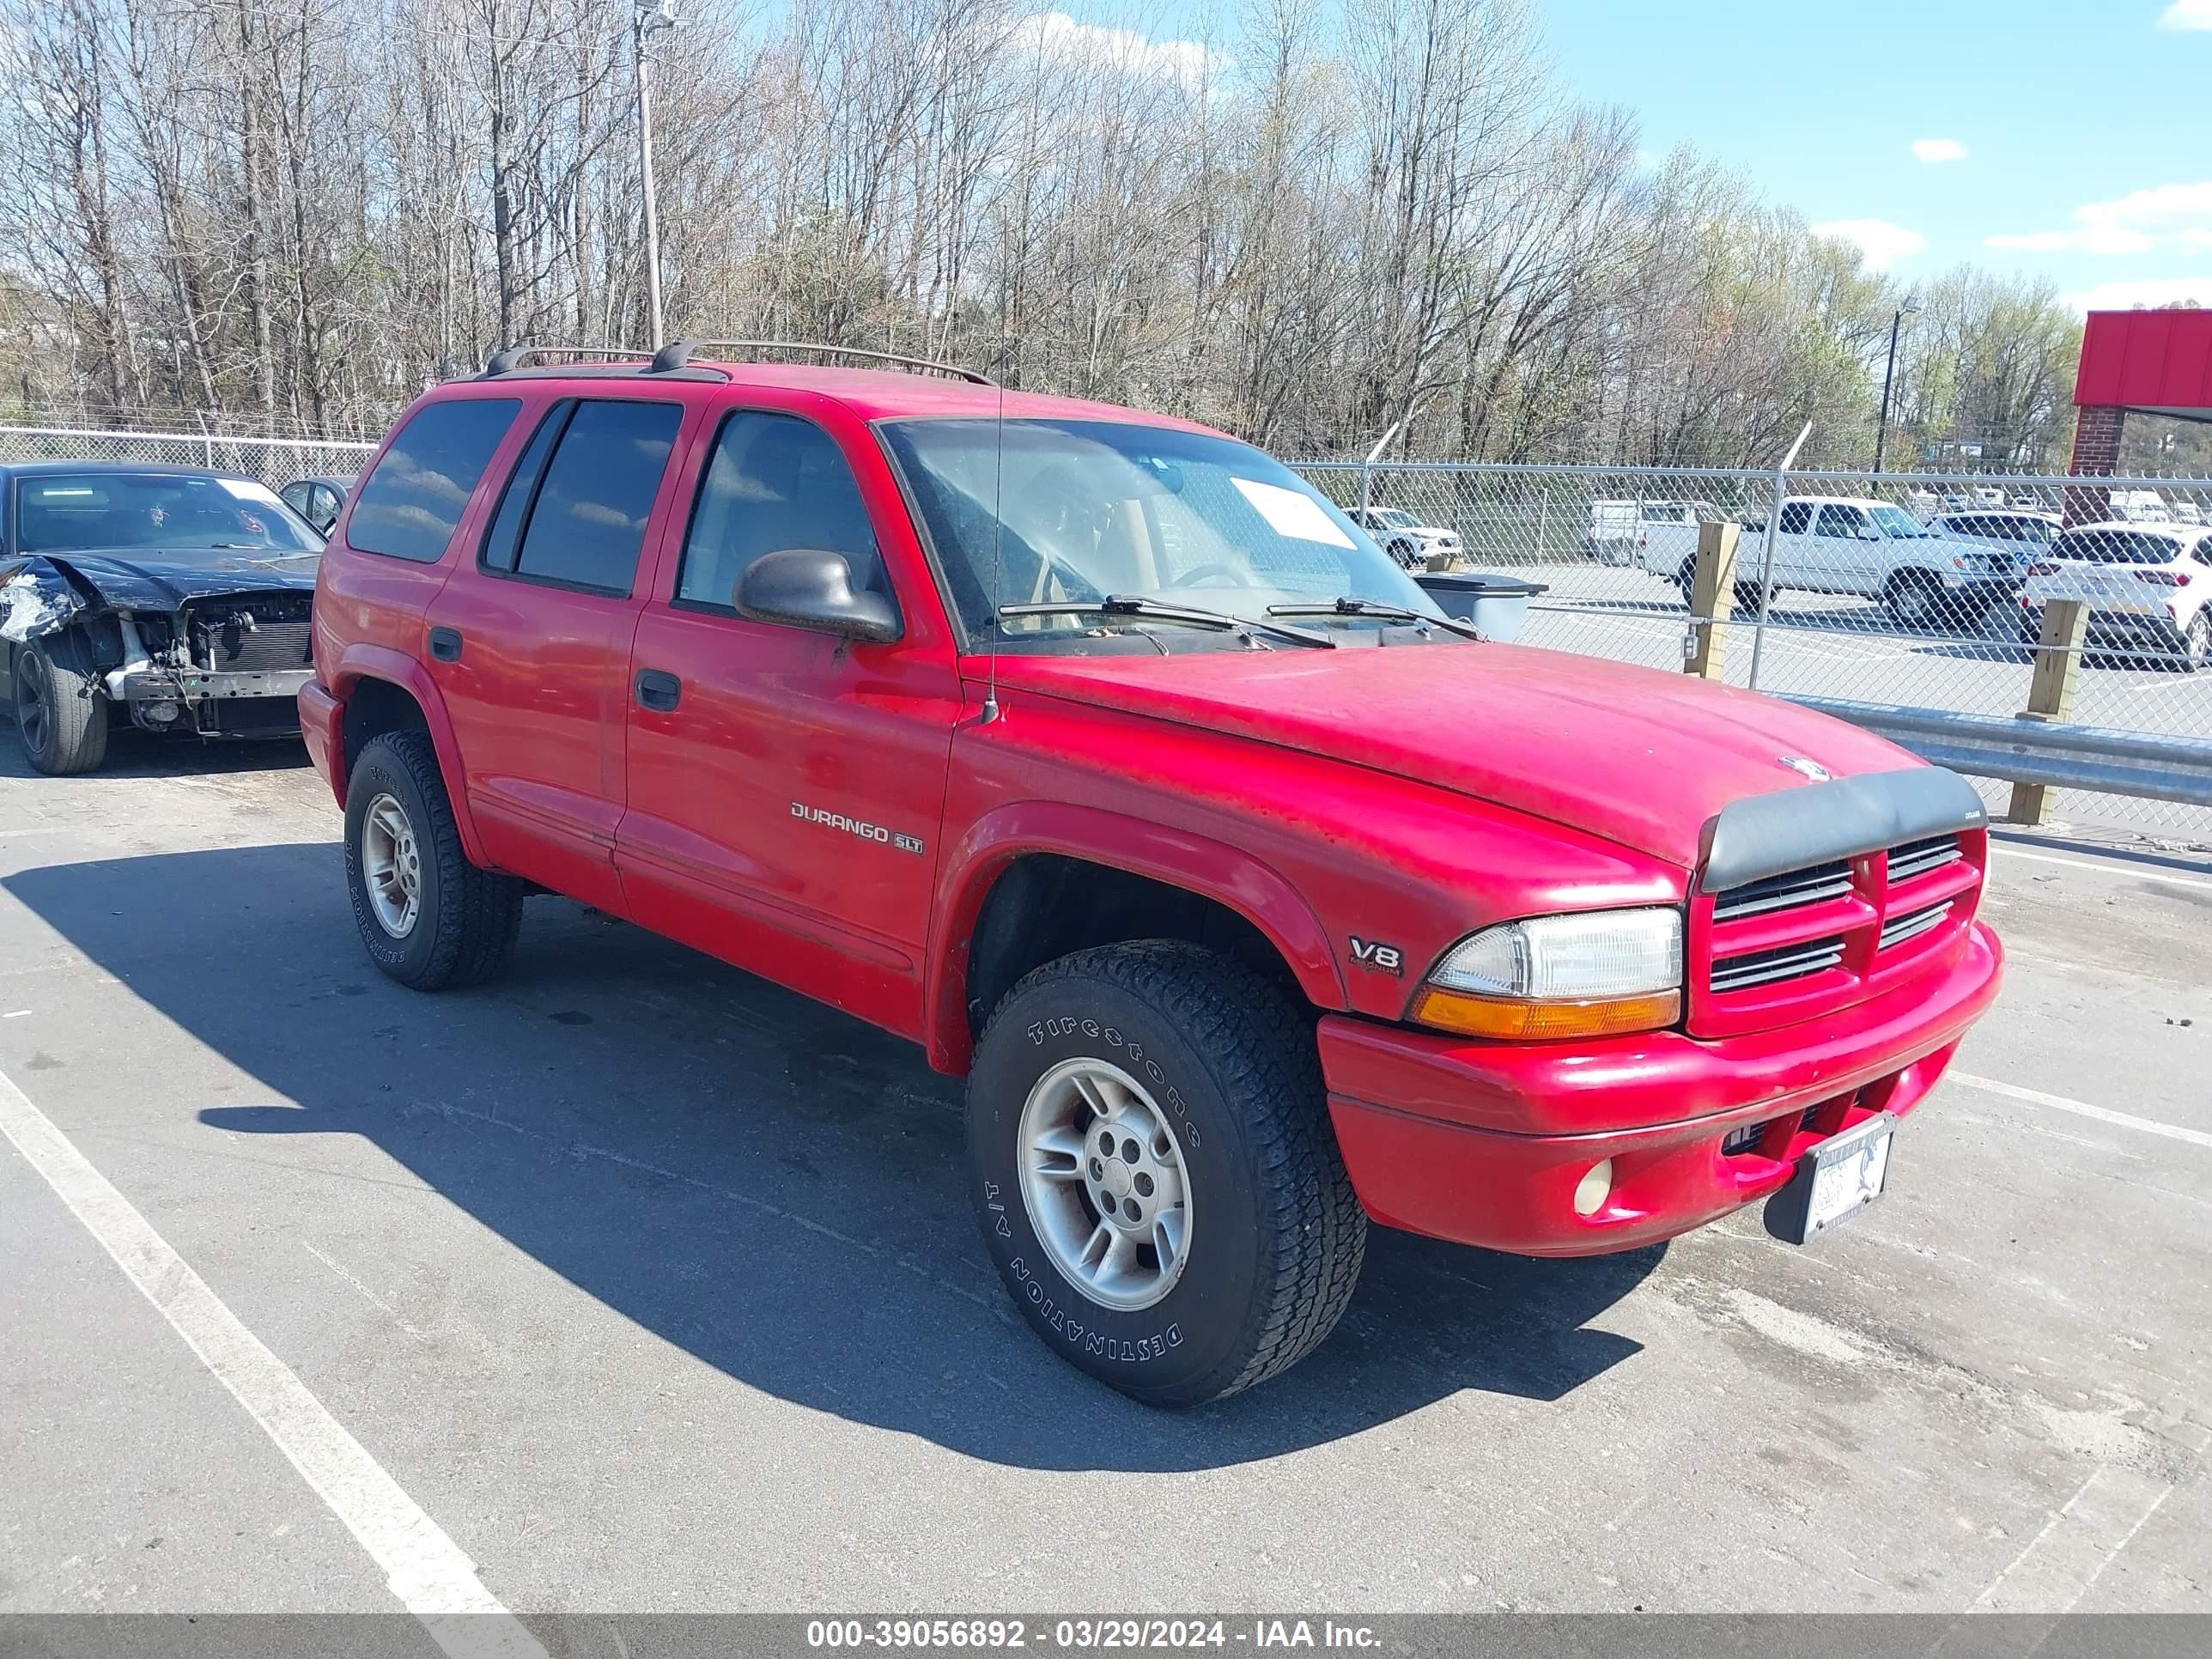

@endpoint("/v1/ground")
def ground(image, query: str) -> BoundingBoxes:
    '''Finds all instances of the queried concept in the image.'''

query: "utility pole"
[1872,297,1921,472]
[634,2,679,346]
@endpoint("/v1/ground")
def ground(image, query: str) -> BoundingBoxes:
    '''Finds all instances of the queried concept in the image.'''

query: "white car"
[1928,509,2058,562]
[1347,505,1461,568]
[1638,495,2024,628]
[2023,520,2212,670]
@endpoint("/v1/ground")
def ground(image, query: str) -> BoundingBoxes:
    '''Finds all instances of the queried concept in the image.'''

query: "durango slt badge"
[792,800,926,856]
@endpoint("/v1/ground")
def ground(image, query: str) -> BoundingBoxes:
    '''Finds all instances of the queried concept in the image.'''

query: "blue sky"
[1543,0,2212,310]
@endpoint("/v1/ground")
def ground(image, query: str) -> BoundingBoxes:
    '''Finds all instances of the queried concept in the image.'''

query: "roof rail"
[652,338,996,386]
[481,344,658,377]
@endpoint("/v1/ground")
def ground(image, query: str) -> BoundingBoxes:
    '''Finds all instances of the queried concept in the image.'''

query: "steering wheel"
[1168,562,1245,589]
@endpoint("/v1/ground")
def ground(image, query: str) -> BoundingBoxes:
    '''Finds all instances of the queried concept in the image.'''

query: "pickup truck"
[1638,495,2026,629]
[300,347,2003,1405]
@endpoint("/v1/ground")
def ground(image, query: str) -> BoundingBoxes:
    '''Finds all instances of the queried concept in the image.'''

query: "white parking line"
[1953,1073,2212,1152]
[1968,1462,2175,1613]
[0,1066,546,1659]
[1990,845,2212,895]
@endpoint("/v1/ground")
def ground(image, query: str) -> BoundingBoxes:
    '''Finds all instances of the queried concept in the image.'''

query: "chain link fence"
[0,424,375,487]
[1297,460,2212,840]
[3,422,2203,839]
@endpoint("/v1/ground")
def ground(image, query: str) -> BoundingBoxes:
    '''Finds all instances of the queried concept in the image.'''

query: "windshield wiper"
[1266,597,1485,641]
[998,597,1336,648]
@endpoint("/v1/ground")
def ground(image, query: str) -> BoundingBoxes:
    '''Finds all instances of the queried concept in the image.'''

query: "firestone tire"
[343,731,523,991]
[965,941,1366,1407]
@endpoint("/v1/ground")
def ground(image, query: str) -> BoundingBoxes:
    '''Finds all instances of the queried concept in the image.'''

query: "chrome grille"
[1879,900,1953,951]
[1887,835,1962,884]
[1711,935,1847,994]
[1711,860,1853,922]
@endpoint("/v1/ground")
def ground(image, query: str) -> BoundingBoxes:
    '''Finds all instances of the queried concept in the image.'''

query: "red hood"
[987,644,1923,870]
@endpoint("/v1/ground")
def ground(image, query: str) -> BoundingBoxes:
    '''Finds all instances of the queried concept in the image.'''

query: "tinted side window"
[507,399,683,595]
[1778,502,1813,535]
[2196,535,2212,568]
[1813,505,1865,538]
[479,404,572,574]
[349,398,520,562]
[676,410,881,610]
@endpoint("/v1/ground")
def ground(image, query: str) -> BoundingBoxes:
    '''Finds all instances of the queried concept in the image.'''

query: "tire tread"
[986,940,1365,1401]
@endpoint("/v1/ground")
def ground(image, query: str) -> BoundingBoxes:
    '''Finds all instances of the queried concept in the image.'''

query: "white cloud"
[2065,278,2209,313]
[2159,0,2212,31]
[1986,179,2212,257]
[1009,11,1224,85]
[1810,218,1926,270]
[1987,224,2157,255]
[1911,138,1967,163]
[2075,180,2212,225]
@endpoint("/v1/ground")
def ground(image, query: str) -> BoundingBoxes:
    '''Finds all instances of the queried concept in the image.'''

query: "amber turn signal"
[1409,988,1682,1041]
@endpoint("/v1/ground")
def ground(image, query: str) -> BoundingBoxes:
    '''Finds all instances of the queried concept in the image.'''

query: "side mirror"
[735,548,900,643]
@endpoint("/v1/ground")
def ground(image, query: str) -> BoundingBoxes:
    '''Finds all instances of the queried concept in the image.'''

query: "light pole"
[633,1,680,347]
[1873,297,1921,472]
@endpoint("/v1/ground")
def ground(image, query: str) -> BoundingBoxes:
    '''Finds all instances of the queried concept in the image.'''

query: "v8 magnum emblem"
[1348,936,1403,975]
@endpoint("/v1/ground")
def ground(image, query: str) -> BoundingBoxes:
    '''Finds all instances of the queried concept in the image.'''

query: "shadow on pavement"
[6,842,1656,1471]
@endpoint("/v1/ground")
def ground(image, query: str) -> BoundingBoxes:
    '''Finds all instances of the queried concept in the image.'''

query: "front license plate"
[1765,1112,1896,1245]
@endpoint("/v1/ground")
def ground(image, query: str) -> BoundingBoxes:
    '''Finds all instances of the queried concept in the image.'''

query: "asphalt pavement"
[0,729,2206,1628]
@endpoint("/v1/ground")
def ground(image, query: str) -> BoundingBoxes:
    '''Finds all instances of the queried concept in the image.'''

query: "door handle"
[428,626,463,663]
[635,668,682,712]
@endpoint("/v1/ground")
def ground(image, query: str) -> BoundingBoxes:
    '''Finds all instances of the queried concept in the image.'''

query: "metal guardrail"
[1789,696,2212,810]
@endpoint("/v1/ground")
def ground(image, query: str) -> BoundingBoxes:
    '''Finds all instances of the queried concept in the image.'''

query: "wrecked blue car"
[1,463,323,775]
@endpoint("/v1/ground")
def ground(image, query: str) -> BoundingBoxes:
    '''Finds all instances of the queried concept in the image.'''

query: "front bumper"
[1321,921,2002,1256]
[117,668,313,737]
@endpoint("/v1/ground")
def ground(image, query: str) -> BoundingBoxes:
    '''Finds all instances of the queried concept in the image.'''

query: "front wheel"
[343,731,523,990]
[1887,572,1944,629]
[965,942,1365,1406]
[13,634,108,775]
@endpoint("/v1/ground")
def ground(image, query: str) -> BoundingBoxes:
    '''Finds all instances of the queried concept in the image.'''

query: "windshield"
[2051,529,2183,566]
[16,472,322,555]
[1869,504,1934,538]
[879,419,1441,641]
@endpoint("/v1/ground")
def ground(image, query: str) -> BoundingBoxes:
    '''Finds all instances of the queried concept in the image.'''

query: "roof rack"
[480,344,658,377]
[651,338,996,386]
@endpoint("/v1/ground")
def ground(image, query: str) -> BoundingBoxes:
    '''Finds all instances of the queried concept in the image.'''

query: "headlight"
[1409,908,1684,1041]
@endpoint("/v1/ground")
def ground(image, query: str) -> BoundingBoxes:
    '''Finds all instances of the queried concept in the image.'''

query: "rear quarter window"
[349,398,521,563]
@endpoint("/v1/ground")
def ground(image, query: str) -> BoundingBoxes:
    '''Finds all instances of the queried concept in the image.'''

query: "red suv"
[301,344,2003,1405]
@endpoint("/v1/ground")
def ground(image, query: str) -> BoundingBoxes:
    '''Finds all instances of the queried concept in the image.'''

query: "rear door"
[425,394,695,910]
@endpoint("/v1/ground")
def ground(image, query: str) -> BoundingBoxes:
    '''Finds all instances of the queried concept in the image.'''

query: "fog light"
[1573,1159,1613,1218]
[144,702,180,725]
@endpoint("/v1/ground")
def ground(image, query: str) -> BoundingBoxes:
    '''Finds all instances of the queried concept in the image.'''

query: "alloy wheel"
[1017,1056,1192,1311]
[360,792,422,938]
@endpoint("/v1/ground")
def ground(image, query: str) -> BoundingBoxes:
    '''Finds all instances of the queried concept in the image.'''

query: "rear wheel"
[2182,611,2210,673]
[1731,580,1767,617]
[12,634,108,775]
[1674,562,1697,609]
[965,941,1365,1406]
[343,730,523,990]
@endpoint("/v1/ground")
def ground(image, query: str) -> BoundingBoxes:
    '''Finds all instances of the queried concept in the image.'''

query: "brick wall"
[2063,404,2125,528]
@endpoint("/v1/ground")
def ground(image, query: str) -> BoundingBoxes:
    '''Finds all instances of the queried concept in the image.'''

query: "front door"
[426,394,692,911]
[1809,502,1880,594]
[617,405,963,1038]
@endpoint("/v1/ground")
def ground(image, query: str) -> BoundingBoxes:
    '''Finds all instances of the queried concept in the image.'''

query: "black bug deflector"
[1696,768,1989,896]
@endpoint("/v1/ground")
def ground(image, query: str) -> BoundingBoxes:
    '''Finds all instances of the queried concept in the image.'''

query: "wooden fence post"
[1685,520,1741,680]
[2007,598,2090,825]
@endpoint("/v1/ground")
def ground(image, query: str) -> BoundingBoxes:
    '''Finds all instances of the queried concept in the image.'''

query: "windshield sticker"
[1231,477,1354,549]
